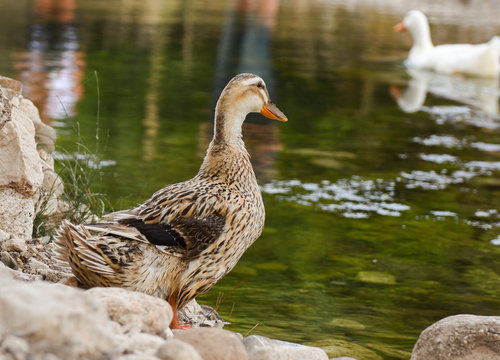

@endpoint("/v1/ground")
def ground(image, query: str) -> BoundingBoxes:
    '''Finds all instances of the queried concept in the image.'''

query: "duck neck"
[409,21,433,57]
[198,100,251,176]
[212,98,246,147]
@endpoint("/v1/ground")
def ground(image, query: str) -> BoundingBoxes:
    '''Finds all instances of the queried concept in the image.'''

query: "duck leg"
[168,296,192,329]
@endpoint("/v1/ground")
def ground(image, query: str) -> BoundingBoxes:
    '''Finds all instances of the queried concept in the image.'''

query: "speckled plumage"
[55,73,287,327]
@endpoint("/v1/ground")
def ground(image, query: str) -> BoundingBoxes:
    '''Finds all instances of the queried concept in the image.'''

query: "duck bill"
[260,102,288,122]
[393,22,406,32]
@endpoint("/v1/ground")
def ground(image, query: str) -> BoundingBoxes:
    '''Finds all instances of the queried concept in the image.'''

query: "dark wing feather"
[119,219,186,248]
[119,212,226,259]
[171,213,226,259]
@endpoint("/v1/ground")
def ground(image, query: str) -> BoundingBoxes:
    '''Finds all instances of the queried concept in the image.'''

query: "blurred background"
[1,0,500,358]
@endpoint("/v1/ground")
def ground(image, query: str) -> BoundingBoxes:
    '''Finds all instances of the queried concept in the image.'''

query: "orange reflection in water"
[13,0,85,124]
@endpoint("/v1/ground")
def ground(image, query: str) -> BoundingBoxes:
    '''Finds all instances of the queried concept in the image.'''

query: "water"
[1,0,500,358]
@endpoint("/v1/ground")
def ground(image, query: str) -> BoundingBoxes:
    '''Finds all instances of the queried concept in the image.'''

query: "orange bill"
[260,102,288,122]
[393,22,406,32]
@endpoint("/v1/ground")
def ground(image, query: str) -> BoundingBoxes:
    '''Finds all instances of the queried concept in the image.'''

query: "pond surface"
[1,0,500,358]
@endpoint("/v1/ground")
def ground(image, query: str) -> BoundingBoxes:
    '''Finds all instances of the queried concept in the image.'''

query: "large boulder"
[0,81,43,239]
[244,335,329,360]
[0,75,62,240]
[174,327,248,360]
[86,287,173,336]
[411,314,500,360]
[0,264,118,359]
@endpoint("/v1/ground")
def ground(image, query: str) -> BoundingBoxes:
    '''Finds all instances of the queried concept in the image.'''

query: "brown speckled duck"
[55,73,287,329]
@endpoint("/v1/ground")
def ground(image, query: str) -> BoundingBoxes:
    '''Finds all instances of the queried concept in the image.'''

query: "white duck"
[394,10,500,78]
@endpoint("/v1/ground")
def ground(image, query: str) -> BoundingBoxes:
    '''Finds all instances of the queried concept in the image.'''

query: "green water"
[2,1,500,358]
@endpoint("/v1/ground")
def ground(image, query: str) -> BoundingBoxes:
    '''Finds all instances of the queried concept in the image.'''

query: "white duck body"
[397,10,500,78]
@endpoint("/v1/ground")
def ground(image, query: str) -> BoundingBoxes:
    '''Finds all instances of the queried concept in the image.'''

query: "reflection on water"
[213,0,283,182]
[14,0,84,122]
[392,68,500,118]
[1,0,500,359]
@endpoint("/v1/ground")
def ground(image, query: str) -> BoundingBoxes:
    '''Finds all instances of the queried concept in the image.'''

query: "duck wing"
[112,182,227,259]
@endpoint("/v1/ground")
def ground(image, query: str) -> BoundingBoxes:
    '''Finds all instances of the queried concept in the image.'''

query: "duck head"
[214,73,287,144]
[394,10,433,52]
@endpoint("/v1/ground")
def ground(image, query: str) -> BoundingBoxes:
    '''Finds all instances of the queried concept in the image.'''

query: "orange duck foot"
[168,296,192,330]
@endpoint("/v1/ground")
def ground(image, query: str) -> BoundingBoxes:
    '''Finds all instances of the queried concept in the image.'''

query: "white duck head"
[394,10,434,58]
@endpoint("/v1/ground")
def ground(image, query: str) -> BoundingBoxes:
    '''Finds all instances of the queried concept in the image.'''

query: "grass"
[32,131,112,238]
[32,72,111,238]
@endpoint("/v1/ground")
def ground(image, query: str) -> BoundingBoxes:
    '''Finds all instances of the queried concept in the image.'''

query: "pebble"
[0,251,18,269]
[2,236,27,252]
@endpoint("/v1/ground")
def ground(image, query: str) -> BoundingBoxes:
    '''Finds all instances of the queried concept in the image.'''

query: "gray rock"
[1,235,28,253]
[115,331,165,356]
[0,90,43,195]
[156,338,203,360]
[0,251,18,269]
[411,314,500,360]
[178,298,223,328]
[0,268,118,359]
[0,229,9,241]
[0,86,44,239]
[0,334,30,360]
[244,335,329,360]
[86,287,173,336]
[175,327,248,360]
[117,355,159,360]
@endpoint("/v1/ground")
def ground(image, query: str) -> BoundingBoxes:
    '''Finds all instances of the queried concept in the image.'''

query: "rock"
[117,355,159,360]
[0,91,43,196]
[0,334,31,360]
[307,339,381,360]
[175,328,248,360]
[0,86,45,239]
[244,335,329,360]
[0,266,118,359]
[0,229,9,241]
[118,356,158,360]
[0,251,19,269]
[0,75,22,96]
[411,314,500,360]
[0,77,22,107]
[156,338,203,360]
[86,287,173,336]
[0,188,36,241]
[116,331,165,356]
[1,235,27,253]
[19,97,57,152]
[178,299,223,328]
[28,257,50,273]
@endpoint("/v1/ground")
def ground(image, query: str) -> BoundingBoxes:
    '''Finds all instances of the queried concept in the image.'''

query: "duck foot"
[168,296,192,330]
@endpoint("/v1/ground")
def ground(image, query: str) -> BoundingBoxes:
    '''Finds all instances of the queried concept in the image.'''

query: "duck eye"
[257,82,264,89]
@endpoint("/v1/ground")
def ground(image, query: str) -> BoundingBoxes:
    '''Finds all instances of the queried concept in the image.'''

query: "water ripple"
[261,178,409,218]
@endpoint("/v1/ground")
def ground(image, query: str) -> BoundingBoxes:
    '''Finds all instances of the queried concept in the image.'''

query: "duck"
[394,10,500,78]
[55,73,287,329]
